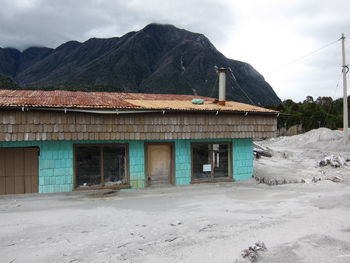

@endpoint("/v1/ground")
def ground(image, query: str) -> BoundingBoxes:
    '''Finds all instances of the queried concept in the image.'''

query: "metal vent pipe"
[218,67,226,105]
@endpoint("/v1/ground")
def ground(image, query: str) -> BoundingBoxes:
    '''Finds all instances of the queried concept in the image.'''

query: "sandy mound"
[254,128,350,185]
[266,128,347,151]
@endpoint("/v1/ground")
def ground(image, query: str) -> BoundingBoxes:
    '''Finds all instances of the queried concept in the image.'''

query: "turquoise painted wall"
[39,141,73,193]
[233,138,254,181]
[0,138,253,193]
[175,140,191,185]
[128,141,145,188]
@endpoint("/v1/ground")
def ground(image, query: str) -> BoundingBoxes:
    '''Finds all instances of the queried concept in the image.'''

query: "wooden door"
[0,147,38,195]
[146,144,172,185]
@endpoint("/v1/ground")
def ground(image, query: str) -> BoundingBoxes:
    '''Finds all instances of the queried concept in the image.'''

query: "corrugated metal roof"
[125,99,276,113]
[0,89,276,113]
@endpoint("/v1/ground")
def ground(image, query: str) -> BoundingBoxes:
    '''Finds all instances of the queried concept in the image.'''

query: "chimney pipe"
[218,67,226,105]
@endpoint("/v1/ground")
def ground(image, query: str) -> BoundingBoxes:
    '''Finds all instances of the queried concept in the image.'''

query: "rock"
[319,155,348,168]
[238,241,267,262]
[326,176,343,183]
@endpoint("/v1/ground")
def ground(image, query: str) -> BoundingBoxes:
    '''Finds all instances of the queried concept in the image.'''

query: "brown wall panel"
[5,149,15,177]
[14,176,25,194]
[0,150,5,177]
[26,148,39,193]
[31,175,38,193]
[0,148,38,195]
[24,175,32,193]
[0,177,5,195]
[0,110,277,142]
[5,177,15,194]
[14,148,24,177]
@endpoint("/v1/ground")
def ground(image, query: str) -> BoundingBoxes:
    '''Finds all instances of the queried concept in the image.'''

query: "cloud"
[275,1,350,101]
[0,0,234,50]
[220,0,350,101]
[1,0,349,102]
[285,0,350,44]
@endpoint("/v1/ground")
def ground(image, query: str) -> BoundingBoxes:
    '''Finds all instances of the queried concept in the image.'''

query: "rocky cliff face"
[0,23,281,105]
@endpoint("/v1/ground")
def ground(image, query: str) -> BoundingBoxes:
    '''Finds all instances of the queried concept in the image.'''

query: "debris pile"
[270,128,344,149]
[253,142,272,158]
[319,155,349,168]
[254,128,350,186]
[312,176,343,183]
[254,176,305,186]
[236,241,267,263]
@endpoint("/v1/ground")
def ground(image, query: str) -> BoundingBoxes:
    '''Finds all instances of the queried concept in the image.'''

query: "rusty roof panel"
[0,90,136,108]
[125,99,276,113]
[0,89,277,113]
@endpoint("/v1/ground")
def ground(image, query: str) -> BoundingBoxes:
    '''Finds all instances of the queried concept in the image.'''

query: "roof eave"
[0,105,278,116]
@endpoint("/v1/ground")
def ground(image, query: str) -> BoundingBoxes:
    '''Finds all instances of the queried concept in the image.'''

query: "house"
[0,75,278,195]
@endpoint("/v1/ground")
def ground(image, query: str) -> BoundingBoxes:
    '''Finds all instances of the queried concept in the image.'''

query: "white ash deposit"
[254,128,350,185]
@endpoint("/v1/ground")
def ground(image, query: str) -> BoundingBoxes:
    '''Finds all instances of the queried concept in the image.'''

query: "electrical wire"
[267,38,341,75]
[209,73,218,98]
[333,72,343,97]
[227,67,256,105]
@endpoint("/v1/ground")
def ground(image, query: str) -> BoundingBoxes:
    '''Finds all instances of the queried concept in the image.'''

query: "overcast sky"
[1,0,349,102]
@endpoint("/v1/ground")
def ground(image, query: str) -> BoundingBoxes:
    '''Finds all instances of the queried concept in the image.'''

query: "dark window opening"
[103,146,126,186]
[192,143,230,181]
[193,144,211,179]
[75,144,127,188]
[76,146,100,186]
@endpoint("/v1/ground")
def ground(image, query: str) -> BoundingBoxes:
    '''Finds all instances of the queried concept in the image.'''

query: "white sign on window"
[203,164,212,172]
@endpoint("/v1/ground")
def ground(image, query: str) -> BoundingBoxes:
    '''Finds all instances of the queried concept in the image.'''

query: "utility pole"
[341,33,349,143]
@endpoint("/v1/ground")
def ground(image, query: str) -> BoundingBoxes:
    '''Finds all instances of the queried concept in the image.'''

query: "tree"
[303,96,314,103]
[270,96,349,132]
[0,74,20,89]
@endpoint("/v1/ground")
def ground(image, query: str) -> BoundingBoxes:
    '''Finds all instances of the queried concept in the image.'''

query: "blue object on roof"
[191,99,204,104]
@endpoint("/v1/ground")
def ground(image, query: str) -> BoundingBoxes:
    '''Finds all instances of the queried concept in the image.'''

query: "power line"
[209,73,218,98]
[333,71,343,97]
[227,67,256,105]
[267,38,341,75]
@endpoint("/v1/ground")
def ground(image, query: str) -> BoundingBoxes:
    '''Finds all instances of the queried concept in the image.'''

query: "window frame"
[73,143,130,190]
[190,142,233,183]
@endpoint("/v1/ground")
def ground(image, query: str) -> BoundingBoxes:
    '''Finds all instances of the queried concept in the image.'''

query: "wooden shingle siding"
[0,110,277,142]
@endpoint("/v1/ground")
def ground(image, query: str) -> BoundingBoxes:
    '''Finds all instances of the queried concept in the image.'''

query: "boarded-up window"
[0,147,38,195]
[75,144,127,188]
[192,143,230,181]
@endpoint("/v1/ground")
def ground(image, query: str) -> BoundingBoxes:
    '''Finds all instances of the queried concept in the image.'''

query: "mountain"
[0,24,281,105]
